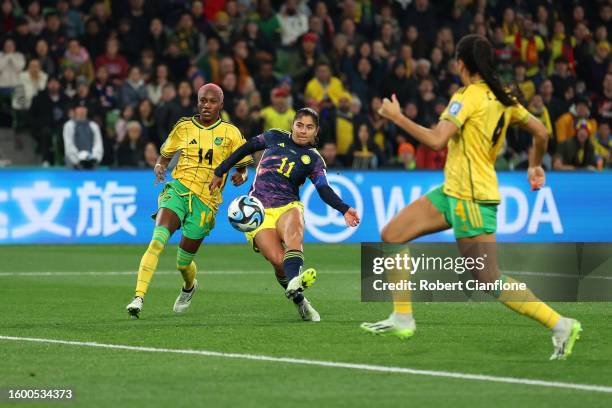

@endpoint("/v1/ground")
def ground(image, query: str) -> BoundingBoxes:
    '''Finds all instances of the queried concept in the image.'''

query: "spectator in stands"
[304,62,346,108]
[288,32,328,97]
[547,21,575,76]
[164,39,190,82]
[382,59,417,107]
[118,66,147,109]
[550,57,576,101]
[82,18,106,61]
[62,38,94,82]
[146,17,169,61]
[539,79,566,124]
[554,120,597,170]
[0,0,16,36]
[137,98,159,147]
[63,104,104,169]
[115,104,135,144]
[514,62,535,103]
[40,12,66,62]
[0,38,25,95]
[90,65,116,111]
[155,83,178,138]
[117,120,146,167]
[173,11,202,57]
[231,98,260,140]
[277,0,309,47]
[514,14,546,83]
[397,142,416,170]
[584,41,610,93]
[529,94,554,141]
[29,77,70,165]
[146,65,169,107]
[416,138,447,169]
[25,1,44,36]
[57,0,84,39]
[334,92,356,163]
[348,122,382,169]
[592,120,611,168]
[95,38,129,85]
[12,58,47,144]
[174,80,196,119]
[73,76,103,121]
[260,88,295,132]
[34,39,56,79]
[595,73,612,122]
[319,141,340,168]
[143,141,158,168]
[555,96,597,144]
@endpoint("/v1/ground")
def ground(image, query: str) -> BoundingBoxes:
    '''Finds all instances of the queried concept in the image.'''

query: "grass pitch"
[0,244,611,407]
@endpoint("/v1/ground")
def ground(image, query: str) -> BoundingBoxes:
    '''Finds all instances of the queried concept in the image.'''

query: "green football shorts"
[155,180,215,240]
[426,185,497,238]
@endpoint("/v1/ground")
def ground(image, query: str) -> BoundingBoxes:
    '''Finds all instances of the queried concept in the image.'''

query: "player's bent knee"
[381,226,404,244]
[147,239,165,256]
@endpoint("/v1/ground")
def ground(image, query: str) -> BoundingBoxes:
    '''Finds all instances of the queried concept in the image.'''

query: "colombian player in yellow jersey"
[125,84,253,318]
[360,35,581,360]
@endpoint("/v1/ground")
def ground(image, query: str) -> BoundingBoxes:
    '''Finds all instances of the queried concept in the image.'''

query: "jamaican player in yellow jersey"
[361,35,581,360]
[126,83,253,318]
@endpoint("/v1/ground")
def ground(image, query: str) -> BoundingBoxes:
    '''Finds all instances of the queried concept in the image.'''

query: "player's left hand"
[344,207,360,227]
[527,166,546,191]
[230,170,247,186]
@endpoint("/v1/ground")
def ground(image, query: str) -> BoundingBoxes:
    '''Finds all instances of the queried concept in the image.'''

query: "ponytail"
[456,34,516,106]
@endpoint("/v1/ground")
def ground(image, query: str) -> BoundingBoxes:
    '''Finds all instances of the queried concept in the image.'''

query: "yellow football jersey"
[439,81,531,203]
[160,117,253,211]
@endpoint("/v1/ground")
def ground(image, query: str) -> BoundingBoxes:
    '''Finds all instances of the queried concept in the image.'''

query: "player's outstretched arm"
[209,136,265,192]
[312,177,360,227]
[378,94,456,151]
[522,115,550,191]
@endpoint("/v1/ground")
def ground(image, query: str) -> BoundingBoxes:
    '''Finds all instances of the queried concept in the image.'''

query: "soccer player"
[360,34,581,360]
[209,108,360,321]
[125,83,253,318]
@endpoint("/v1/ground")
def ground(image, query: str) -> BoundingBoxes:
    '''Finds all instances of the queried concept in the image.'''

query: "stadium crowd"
[0,0,611,170]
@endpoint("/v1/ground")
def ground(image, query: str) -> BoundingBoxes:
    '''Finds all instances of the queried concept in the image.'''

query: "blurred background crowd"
[0,0,611,170]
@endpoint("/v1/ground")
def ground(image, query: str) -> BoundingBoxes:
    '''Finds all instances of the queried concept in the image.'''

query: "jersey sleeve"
[439,87,479,129]
[160,122,186,158]
[308,152,327,187]
[231,128,254,168]
[509,101,532,125]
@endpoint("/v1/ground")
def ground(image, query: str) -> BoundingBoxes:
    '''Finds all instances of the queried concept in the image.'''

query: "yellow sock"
[498,276,561,329]
[135,240,164,298]
[386,244,413,315]
[179,261,197,290]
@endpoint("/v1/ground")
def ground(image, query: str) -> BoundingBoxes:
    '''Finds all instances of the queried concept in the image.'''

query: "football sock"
[386,244,413,317]
[283,249,304,281]
[177,248,197,290]
[493,275,561,329]
[135,226,170,298]
[276,275,304,304]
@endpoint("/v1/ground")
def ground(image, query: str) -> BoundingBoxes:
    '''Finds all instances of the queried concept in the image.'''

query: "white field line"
[0,270,356,277]
[0,335,611,394]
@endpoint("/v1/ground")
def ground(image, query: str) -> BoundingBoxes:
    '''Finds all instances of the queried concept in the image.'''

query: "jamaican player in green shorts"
[125,83,253,318]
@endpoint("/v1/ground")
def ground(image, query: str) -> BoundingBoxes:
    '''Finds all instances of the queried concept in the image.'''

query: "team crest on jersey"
[278,143,285,147]
[214,137,223,145]
[449,101,462,116]
[301,154,311,165]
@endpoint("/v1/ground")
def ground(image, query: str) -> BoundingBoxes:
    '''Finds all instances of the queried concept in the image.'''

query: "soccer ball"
[227,195,265,232]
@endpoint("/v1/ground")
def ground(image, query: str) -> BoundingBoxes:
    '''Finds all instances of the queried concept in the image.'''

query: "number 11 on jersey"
[277,157,295,177]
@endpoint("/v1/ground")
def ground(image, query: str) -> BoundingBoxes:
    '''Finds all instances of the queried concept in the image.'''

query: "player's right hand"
[378,94,401,121]
[154,163,167,185]
[209,175,223,193]
[527,166,546,191]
